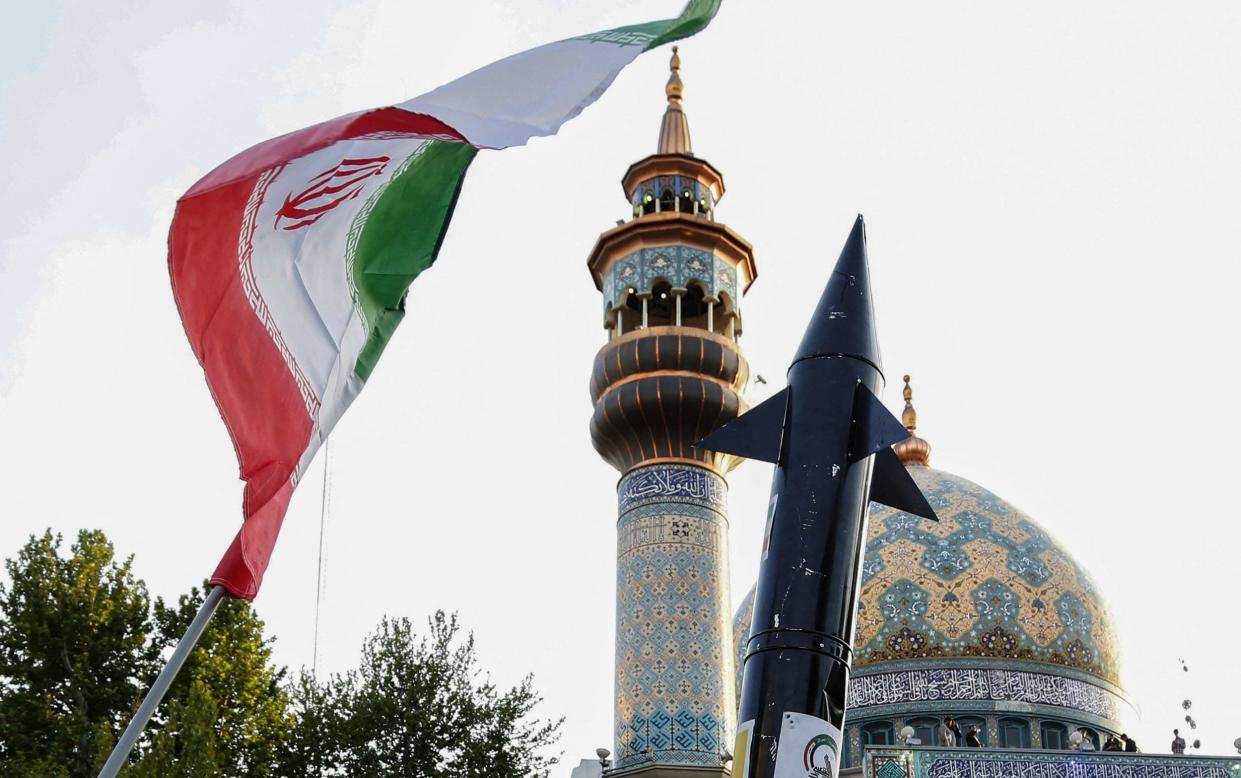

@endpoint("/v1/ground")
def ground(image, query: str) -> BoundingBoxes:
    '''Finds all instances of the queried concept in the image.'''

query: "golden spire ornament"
[657,46,693,155]
[894,374,932,466]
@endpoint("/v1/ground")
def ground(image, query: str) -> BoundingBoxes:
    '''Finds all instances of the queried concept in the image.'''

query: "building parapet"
[863,745,1241,778]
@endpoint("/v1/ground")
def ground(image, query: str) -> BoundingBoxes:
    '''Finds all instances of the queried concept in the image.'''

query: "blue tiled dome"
[733,465,1122,693]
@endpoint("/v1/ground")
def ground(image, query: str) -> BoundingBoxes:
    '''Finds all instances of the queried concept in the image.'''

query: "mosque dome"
[732,378,1131,758]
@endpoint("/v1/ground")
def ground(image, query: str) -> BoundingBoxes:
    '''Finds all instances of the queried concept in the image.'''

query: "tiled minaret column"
[586,48,758,778]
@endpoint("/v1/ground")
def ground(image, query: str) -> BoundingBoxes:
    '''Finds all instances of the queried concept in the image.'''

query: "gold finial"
[901,374,917,432]
[657,46,693,154]
[666,46,683,104]
[894,374,931,466]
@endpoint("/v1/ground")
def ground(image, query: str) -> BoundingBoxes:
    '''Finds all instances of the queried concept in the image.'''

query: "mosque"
[572,49,1241,778]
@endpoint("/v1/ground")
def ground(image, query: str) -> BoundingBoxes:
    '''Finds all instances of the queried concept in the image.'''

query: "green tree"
[284,611,562,778]
[125,679,221,778]
[0,530,158,778]
[275,670,347,778]
[128,585,293,777]
[277,669,348,777]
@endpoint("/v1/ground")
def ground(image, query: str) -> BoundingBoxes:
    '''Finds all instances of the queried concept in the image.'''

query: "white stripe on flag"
[401,37,649,149]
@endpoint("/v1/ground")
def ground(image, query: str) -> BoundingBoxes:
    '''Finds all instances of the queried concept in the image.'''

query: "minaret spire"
[657,46,693,155]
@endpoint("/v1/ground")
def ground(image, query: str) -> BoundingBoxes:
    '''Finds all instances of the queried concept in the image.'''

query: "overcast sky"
[3,0,1240,767]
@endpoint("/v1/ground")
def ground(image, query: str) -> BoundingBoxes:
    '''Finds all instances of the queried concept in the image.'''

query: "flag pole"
[98,585,226,778]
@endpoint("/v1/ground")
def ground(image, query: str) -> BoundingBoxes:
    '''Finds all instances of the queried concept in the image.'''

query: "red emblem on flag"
[274,156,390,231]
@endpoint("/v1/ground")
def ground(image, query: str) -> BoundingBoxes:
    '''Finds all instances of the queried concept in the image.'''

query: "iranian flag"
[172,1,720,599]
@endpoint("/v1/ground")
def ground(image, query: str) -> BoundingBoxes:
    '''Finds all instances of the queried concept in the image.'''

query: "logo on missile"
[803,733,839,774]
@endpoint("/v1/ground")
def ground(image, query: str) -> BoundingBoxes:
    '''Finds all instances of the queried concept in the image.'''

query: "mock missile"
[696,215,937,778]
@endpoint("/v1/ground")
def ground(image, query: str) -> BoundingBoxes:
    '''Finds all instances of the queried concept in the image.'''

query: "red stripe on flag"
[170,172,313,600]
[210,479,295,601]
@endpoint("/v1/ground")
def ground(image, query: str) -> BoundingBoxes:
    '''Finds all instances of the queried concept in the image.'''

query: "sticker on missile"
[773,711,842,778]
[733,719,755,778]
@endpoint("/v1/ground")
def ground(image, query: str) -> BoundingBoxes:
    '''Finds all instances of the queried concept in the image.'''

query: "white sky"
[2,0,1240,767]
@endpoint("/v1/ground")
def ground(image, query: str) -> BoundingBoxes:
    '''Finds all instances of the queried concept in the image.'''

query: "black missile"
[696,215,937,778]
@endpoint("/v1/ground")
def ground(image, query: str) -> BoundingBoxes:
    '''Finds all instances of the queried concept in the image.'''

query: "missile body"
[697,216,936,778]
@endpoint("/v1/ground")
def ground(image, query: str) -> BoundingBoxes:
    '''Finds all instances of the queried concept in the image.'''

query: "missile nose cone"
[792,214,882,371]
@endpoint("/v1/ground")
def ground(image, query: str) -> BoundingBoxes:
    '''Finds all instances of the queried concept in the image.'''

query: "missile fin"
[870,447,939,521]
[848,383,911,462]
[693,387,789,464]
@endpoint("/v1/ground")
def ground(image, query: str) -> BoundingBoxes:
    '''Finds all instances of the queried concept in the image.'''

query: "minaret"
[587,48,757,777]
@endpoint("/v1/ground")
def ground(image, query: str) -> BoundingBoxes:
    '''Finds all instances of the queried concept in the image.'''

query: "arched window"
[862,721,895,747]
[679,283,709,330]
[956,716,988,747]
[907,717,939,747]
[623,287,643,329]
[679,188,695,214]
[659,189,676,213]
[642,191,656,215]
[1040,721,1068,750]
[842,730,854,768]
[999,717,1031,749]
[648,281,674,326]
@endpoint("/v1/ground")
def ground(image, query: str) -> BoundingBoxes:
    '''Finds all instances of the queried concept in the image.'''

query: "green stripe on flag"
[351,140,477,380]
[573,0,720,50]
[648,0,721,49]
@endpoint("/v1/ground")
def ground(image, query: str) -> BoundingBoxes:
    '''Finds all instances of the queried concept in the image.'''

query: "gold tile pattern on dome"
[734,466,1122,691]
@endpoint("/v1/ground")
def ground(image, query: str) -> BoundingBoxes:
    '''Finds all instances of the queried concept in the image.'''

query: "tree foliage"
[281,612,562,778]
[0,530,157,777]
[1,533,561,777]
[0,532,292,778]
[126,679,221,778]
[127,586,293,777]
[277,668,348,776]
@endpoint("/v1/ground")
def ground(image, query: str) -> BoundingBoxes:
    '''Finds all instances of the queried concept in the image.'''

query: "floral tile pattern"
[615,464,734,769]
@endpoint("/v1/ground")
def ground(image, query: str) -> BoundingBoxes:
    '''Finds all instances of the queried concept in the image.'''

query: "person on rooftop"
[938,717,961,747]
